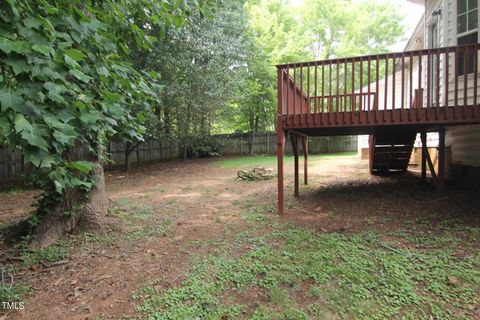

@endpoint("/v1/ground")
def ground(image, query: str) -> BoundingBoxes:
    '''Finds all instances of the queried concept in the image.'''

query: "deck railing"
[277,44,480,126]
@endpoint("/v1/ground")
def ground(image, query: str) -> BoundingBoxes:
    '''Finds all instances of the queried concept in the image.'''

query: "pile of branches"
[237,167,276,181]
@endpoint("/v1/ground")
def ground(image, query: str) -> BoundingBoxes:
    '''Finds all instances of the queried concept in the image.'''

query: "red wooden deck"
[276,44,480,214]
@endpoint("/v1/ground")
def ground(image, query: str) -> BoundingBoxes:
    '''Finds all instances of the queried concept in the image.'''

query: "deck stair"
[369,132,416,174]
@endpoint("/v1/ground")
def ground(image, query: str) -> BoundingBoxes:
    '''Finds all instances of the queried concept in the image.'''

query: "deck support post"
[420,131,427,182]
[277,67,285,215]
[277,126,286,215]
[291,133,300,197]
[302,136,308,185]
[437,127,446,192]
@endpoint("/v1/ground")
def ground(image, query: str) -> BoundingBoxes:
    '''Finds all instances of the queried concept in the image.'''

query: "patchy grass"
[20,242,70,268]
[0,188,25,196]
[212,152,357,169]
[0,200,172,305]
[0,278,30,305]
[73,232,117,252]
[2,155,479,319]
[124,217,172,241]
[109,199,172,240]
[112,204,155,222]
[132,200,480,320]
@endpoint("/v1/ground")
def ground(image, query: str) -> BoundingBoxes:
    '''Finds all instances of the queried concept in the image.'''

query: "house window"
[457,0,478,75]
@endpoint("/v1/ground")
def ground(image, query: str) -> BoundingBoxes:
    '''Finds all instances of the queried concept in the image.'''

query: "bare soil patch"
[0,155,479,319]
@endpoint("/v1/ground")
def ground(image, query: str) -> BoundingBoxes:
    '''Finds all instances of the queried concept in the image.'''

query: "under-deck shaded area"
[276,44,480,214]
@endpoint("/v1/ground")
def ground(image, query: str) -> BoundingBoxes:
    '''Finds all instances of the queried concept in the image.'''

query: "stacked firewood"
[237,167,276,181]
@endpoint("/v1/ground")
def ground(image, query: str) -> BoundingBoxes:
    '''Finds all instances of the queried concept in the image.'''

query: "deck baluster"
[351,58,355,123]
[336,60,340,124]
[401,54,405,122]
[321,62,325,125]
[329,61,332,125]
[463,46,468,116]
[444,50,449,120]
[426,50,432,114]
[344,60,348,124]
[474,44,478,115]
[375,56,379,122]
[384,54,388,122]
[307,64,310,125]
[360,58,363,117]
[409,52,413,117]
[417,52,422,121]
[392,54,396,122]
[436,49,440,119]
[454,47,458,119]
[367,56,371,123]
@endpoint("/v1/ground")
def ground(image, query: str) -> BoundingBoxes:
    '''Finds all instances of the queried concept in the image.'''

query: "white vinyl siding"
[424,0,480,107]
[445,124,480,167]
[424,0,480,171]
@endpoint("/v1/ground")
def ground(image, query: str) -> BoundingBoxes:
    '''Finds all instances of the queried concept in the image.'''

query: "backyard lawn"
[1,154,479,319]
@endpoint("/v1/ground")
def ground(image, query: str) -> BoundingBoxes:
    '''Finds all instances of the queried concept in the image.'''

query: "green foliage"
[221,0,407,134]
[0,0,213,228]
[186,135,223,158]
[148,1,251,144]
[245,0,311,65]
[300,0,406,59]
[0,272,30,304]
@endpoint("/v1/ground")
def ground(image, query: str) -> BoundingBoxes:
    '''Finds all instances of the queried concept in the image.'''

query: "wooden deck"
[283,105,480,135]
[276,44,480,214]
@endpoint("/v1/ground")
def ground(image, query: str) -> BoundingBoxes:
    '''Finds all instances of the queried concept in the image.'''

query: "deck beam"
[420,131,427,182]
[277,122,286,215]
[291,133,300,197]
[302,136,308,185]
[437,127,446,192]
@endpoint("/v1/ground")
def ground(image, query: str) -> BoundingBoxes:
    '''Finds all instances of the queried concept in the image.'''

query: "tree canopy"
[0,0,407,242]
[0,0,213,242]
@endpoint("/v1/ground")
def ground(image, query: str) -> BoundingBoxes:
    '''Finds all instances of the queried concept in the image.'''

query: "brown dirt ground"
[0,155,479,320]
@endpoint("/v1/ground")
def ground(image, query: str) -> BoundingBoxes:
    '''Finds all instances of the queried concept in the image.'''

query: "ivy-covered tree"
[0,0,212,245]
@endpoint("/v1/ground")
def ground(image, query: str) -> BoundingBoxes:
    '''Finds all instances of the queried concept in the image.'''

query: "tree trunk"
[31,143,108,247]
[249,132,255,155]
[125,142,132,172]
[249,112,255,155]
[183,140,188,161]
[164,107,171,134]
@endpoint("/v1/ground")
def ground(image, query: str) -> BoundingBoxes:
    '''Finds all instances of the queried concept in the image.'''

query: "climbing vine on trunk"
[0,0,213,243]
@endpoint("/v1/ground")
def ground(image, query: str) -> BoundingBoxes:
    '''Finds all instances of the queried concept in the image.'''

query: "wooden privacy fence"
[0,148,25,182]
[209,132,356,155]
[0,133,357,181]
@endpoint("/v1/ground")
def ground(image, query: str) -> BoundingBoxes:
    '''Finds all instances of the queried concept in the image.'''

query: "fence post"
[7,151,12,178]
[21,153,24,174]
[159,140,163,160]
[240,134,243,155]
[266,132,269,154]
[136,143,140,166]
